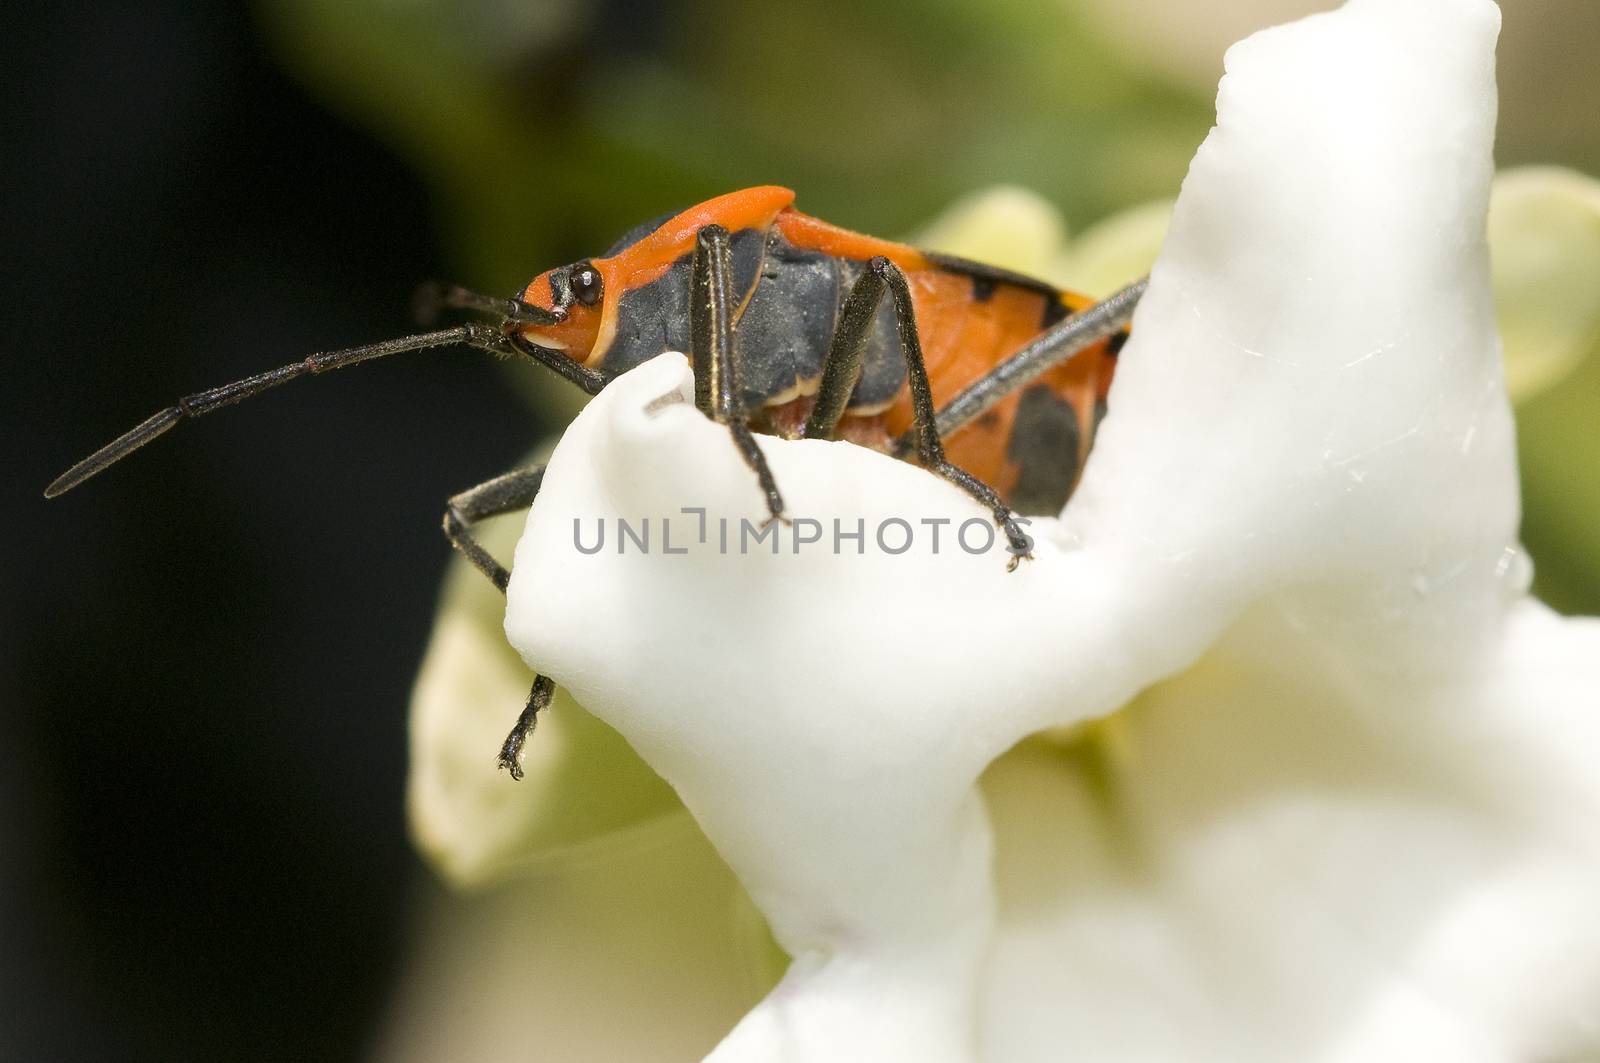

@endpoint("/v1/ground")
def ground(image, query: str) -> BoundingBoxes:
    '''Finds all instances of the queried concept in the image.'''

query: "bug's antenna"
[411,282,561,328]
[45,324,514,499]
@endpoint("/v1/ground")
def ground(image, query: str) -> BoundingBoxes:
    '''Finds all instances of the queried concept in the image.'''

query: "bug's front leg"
[442,465,546,592]
[691,224,787,526]
[803,256,1034,570]
[439,464,554,779]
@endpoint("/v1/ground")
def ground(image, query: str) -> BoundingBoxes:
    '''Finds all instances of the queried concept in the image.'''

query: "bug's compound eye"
[569,262,603,307]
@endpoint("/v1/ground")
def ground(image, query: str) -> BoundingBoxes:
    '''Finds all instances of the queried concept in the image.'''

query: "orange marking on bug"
[515,275,600,359]
[616,186,795,284]
[517,187,797,365]
[774,211,933,273]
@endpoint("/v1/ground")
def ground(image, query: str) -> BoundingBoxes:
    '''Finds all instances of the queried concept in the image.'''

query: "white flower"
[389,0,1600,1060]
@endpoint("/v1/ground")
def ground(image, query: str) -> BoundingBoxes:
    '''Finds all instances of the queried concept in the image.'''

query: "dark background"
[5,1,1598,1060]
[3,2,537,1059]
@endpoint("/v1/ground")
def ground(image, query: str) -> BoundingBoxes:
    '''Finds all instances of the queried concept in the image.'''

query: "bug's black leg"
[894,276,1147,455]
[499,675,556,781]
[805,256,1034,570]
[438,465,557,780]
[803,261,893,441]
[506,332,608,397]
[45,324,525,499]
[442,465,546,592]
[691,224,786,525]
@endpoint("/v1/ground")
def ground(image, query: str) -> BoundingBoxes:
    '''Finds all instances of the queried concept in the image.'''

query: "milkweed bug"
[47,185,1144,777]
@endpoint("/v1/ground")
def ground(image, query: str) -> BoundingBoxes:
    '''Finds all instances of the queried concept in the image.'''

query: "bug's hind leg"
[691,224,786,526]
[439,464,554,779]
[803,256,1034,570]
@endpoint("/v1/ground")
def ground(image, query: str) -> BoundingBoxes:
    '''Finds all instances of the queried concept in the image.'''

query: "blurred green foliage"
[1520,347,1600,616]
[258,0,1596,614]
[257,0,1208,286]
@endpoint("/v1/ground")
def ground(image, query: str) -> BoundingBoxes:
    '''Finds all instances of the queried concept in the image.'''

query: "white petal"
[983,601,1600,1063]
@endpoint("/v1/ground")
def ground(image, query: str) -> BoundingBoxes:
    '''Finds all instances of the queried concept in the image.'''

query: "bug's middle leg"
[803,256,1034,570]
[691,224,786,525]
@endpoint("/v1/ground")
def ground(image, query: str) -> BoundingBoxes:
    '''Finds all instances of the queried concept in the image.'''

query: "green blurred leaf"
[1049,197,1172,296]
[1518,346,1600,617]
[912,185,1068,273]
[1489,166,1600,402]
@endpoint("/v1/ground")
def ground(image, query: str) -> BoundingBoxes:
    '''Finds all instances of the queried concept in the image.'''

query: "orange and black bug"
[46,185,1144,777]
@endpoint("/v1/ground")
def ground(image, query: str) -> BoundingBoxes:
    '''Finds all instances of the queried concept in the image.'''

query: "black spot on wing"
[1106,329,1129,357]
[925,248,1074,331]
[1041,294,1070,329]
[1005,384,1080,515]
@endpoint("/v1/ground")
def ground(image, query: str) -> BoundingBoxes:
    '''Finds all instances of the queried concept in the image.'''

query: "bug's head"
[514,259,613,365]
